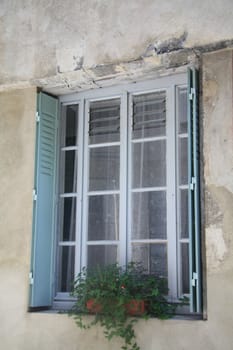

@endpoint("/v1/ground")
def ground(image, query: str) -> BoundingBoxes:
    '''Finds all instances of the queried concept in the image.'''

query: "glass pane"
[132,243,167,278]
[132,191,166,239]
[58,246,75,292]
[133,91,166,139]
[62,150,77,193]
[132,140,166,188]
[87,245,118,269]
[59,197,76,241]
[89,99,120,144]
[65,104,78,146]
[180,189,188,238]
[88,195,119,240]
[179,137,188,185]
[89,146,120,191]
[181,243,189,294]
[177,87,187,134]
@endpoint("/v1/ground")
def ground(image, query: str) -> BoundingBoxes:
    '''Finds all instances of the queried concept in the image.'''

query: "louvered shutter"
[29,92,58,308]
[188,68,202,313]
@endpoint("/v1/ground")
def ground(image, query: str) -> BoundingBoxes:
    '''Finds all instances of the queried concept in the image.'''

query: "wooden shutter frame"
[188,68,202,313]
[29,92,58,309]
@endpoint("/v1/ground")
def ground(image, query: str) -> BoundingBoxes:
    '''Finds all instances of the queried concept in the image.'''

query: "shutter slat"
[29,92,58,308]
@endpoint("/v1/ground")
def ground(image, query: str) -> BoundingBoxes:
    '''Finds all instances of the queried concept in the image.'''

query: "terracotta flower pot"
[86,299,102,313]
[125,300,145,316]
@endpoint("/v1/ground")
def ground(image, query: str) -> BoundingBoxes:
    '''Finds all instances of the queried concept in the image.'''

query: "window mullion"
[75,99,85,278]
[166,85,178,300]
[127,93,133,262]
[119,92,128,266]
[80,99,90,269]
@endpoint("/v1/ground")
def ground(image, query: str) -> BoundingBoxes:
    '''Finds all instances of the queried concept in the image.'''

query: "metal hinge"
[36,112,40,122]
[191,272,198,287]
[190,177,196,191]
[29,272,34,285]
[33,189,37,201]
[189,88,195,100]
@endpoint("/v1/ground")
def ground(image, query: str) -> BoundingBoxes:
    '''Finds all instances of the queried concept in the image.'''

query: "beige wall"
[0,49,233,349]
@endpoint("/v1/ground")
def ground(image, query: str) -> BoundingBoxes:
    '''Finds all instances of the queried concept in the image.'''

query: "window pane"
[88,195,119,240]
[132,191,166,239]
[65,104,78,146]
[180,189,188,238]
[89,146,120,191]
[132,243,167,278]
[58,246,75,292]
[179,137,188,185]
[89,99,120,144]
[59,197,76,241]
[87,245,118,269]
[132,91,166,139]
[177,88,187,134]
[61,150,77,193]
[181,243,189,294]
[132,140,166,188]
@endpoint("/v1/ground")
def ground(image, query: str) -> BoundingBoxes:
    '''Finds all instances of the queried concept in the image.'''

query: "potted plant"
[69,263,176,350]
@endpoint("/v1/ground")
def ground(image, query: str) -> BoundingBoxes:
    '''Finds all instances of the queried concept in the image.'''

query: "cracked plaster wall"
[1,0,233,93]
[203,50,233,274]
[201,50,233,349]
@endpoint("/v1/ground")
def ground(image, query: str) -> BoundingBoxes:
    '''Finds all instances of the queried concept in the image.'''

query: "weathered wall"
[1,0,233,94]
[0,1,233,349]
[0,50,233,349]
[203,51,233,275]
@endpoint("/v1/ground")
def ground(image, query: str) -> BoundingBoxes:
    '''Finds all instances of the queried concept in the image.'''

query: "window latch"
[29,272,34,285]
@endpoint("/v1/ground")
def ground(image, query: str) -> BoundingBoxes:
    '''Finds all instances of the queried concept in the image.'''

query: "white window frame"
[54,73,188,305]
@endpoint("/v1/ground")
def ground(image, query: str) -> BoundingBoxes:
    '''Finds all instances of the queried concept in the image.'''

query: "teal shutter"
[29,92,58,308]
[188,68,202,313]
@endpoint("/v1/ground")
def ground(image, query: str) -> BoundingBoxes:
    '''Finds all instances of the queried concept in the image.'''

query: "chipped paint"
[56,48,85,73]
[154,32,188,54]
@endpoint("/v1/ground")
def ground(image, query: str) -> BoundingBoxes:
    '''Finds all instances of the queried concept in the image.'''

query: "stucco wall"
[1,0,233,94]
[0,50,233,349]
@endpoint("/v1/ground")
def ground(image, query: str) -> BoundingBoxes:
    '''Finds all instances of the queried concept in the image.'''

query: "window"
[30,70,202,313]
